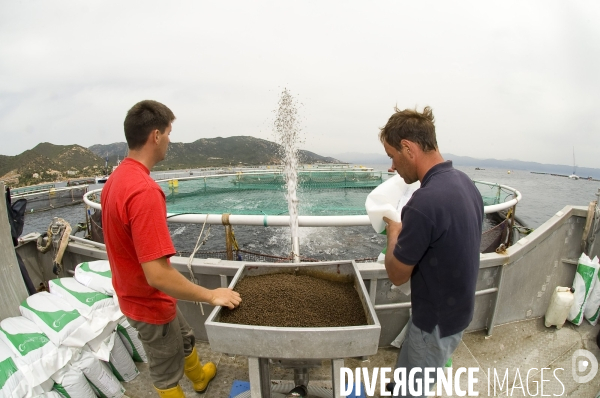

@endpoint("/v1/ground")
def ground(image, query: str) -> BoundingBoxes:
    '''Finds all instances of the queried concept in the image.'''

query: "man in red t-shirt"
[102,100,241,397]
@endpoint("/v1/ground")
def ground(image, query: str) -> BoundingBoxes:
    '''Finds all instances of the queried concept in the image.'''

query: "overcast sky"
[1,1,599,168]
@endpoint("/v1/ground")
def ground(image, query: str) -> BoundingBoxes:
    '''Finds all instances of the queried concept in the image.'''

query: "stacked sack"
[568,253,600,326]
[74,260,147,363]
[0,260,148,398]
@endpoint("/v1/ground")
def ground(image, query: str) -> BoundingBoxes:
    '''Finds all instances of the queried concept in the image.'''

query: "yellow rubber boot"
[184,346,217,393]
[154,384,186,397]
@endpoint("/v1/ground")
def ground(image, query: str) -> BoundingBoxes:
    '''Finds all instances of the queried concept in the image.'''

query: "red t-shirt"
[101,158,177,324]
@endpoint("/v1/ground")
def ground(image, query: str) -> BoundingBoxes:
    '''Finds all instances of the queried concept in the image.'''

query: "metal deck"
[118,317,599,397]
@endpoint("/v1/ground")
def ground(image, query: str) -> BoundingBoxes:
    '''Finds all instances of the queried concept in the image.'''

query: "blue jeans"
[389,318,463,397]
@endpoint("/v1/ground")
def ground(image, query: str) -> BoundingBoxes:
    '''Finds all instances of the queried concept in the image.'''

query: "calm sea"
[20,164,600,261]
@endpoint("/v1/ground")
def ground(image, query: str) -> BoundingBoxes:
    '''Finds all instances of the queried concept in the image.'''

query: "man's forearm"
[153,266,214,303]
[142,258,214,303]
[383,220,412,286]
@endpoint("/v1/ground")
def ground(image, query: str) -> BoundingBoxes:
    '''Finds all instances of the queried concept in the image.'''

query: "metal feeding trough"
[205,260,381,398]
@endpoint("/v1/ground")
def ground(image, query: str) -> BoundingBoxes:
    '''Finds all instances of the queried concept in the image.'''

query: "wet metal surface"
[120,317,599,398]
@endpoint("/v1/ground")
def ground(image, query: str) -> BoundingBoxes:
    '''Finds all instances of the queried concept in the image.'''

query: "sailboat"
[95,154,110,184]
[568,147,579,180]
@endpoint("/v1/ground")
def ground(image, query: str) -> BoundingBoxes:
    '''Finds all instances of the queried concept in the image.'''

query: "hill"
[0,143,106,187]
[1,137,341,187]
[88,136,341,170]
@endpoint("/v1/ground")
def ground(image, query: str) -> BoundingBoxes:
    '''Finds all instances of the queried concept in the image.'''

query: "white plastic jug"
[545,286,575,329]
[365,174,420,234]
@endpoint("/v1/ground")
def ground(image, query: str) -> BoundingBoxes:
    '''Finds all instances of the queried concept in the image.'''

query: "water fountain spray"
[274,88,301,262]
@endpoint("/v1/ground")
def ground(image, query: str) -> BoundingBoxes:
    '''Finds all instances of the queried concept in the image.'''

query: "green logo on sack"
[52,279,110,306]
[79,262,112,278]
[0,328,50,354]
[0,357,18,387]
[20,300,81,332]
[578,264,596,292]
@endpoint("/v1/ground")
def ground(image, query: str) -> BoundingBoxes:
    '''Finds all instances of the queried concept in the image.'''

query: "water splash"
[274,88,301,261]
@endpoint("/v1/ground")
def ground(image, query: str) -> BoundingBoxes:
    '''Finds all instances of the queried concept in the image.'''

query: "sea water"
[19,165,600,261]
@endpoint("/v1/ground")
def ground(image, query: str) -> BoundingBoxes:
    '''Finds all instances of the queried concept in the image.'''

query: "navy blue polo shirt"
[393,161,483,337]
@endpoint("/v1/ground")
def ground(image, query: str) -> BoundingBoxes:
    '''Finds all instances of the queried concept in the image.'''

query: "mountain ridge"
[3,140,600,187]
[0,136,341,187]
[332,152,600,179]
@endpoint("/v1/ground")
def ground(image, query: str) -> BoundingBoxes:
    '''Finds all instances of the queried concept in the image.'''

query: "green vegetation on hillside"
[89,136,340,171]
[1,137,341,187]
[0,143,106,187]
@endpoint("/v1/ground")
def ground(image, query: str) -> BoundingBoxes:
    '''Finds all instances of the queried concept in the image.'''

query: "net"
[474,181,516,207]
[160,171,385,216]
[159,172,515,217]
[12,186,89,213]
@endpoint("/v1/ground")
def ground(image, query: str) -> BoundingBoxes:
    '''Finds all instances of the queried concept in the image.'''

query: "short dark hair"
[124,100,175,150]
[379,106,437,152]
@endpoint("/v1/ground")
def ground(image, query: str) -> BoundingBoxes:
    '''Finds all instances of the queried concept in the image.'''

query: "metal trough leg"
[486,264,505,337]
[248,357,271,398]
[293,368,309,388]
[331,358,344,398]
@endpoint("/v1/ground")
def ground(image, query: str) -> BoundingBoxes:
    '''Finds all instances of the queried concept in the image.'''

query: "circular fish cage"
[83,165,523,257]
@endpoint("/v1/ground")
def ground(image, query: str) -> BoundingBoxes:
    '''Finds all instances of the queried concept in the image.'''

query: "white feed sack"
[583,256,600,325]
[116,318,147,363]
[20,292,119,351]
[51,363,96,398]
[107,332,139,382]
[32,392,62,398]
[365,173,420,234]
[74,260,114,296]
[0,317,73,390]
[48,278,121,320]
[71,348,125,398]
[0,338,49,398]
[48,277,124,356]
[19,292,87,347]
[568,253,600,326]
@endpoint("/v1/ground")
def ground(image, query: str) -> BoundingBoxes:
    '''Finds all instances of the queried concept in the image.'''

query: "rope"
[582,200,600,254]
[36,218,72,275]
[229,227,240,252]
[222,213,230,225]
[186,214,211,315]
[505,208,513,220]
[222,213,242,260]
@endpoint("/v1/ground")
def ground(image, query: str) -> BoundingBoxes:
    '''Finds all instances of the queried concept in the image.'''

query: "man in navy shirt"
[380,106,483,397]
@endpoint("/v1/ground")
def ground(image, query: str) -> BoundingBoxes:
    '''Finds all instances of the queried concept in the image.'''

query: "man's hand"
[382,217,413,286]
[210,288,242,309]
[383,216,402,239]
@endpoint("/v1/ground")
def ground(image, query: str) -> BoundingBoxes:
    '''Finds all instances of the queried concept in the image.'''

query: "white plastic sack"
[365,173,420,234]
[71,348,125,398]
[107,332,139,382]
[48,278,123,349]
[368,174,417,295]
[19,292,87,347]
[568,253,599,326]
[48,278,120,319]
[0,338,49,398]
[33,392,62,398]
[51,364,95,398]
[584,256,600,325]
[0,317,73,390]
[116,319,147,363]
[20,292,120,351]
[74,260,114,296]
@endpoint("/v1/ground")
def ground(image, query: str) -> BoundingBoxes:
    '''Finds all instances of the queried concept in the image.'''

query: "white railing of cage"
[83,180,521,227]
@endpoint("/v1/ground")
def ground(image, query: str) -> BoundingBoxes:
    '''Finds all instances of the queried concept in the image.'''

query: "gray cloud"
[1,0,599,168]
